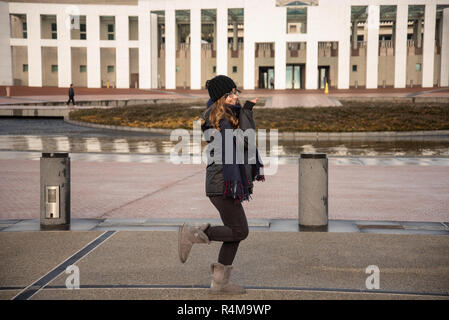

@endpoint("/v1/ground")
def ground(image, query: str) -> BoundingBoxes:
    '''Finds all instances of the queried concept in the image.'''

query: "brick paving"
[1,158,448,222]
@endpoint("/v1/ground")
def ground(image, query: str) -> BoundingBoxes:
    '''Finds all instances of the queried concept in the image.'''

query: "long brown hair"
[209,96,239,131]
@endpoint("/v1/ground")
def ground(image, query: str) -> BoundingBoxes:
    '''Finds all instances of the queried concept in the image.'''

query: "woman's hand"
[243,98,258,111]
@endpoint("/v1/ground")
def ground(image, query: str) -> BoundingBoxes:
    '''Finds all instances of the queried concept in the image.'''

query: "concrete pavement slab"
[1,219,41,232]
[31,287,448,300]
[359,229,449,235]
[0,290,21,300]
[0,231,103,288]
[39,231,449,299]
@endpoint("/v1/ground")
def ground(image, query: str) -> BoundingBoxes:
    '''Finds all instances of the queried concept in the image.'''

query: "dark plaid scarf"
[205,99,265,203]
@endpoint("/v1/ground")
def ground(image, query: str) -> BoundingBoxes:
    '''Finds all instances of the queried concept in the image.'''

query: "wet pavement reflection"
[1,118,448,158]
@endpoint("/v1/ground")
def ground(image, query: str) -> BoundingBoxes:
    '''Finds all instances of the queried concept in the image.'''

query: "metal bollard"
[298,153,328,231]
[40,153,71,230]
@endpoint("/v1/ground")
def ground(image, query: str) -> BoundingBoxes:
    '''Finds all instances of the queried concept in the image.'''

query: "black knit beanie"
[205,75,238,102]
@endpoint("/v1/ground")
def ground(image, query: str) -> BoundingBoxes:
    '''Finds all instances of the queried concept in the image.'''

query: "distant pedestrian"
[67,84,75,106]
[178,75,265,295]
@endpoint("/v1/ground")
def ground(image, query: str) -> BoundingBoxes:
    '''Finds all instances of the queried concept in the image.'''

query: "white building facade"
[1,0,449,89]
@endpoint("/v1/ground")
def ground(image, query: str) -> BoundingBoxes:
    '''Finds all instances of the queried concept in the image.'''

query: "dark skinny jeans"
[204,195,249,266]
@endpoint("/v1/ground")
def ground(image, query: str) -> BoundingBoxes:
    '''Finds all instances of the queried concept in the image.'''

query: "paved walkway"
[1,86,448,107]
[1,154,448,222]
[1,230,448,300]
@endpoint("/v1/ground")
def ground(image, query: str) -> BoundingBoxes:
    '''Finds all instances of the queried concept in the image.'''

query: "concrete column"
[116,14,129,88]
[150,13,158,89]
[298,153,328,230]
[213,22,217,51]
[175,23,179,51]
[392,21,396,44]
[305,41,318,89]
[339,39,350,89]
[275,40,286,89]
[437,13,443,47]
[165,8,176,89]
[412,20,418,44]
[243,9,254,90]
[190,8,201,89]
[0,1,13,85]
[28,11,43,87]
[338,6,351,89]
[138,9,151,89]
[422,4,436,88]
[216,6,227,76]
[394,4,408,88]
[233,21,238,51]
[416,18,423,48]
[157,24,162,45]
[56,10,71,88]
[366,5,380,89]
[441,8,449,87]
[352,20,358,50]
[243,40,254,90]
[87,13,100,88]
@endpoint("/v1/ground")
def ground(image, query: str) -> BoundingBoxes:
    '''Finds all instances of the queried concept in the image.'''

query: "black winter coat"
[201,100,257,197]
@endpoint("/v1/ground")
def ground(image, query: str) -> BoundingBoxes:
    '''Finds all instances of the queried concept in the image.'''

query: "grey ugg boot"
[178,223,210,263]
[209,262,246,295]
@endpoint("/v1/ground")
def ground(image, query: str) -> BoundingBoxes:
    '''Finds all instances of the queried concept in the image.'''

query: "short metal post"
[40,153,71,230]
[298,153,328,231]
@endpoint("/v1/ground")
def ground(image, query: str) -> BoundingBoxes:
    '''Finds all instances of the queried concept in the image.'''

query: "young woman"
[178,75,264,295]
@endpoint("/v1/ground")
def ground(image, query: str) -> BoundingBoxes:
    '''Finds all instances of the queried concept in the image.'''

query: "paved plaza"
[0,87,448,300]
[1,86,449,108]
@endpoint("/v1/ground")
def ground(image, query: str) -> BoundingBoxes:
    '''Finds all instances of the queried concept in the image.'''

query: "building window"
[51,65,58,73]
[287,7,307,34]
[107,24,114,40]
[23,64,28,72]
[415,63,421,72]
[352,65,357,72]
[107,65,114,73]
[232,66,237,73]
[51,23,57,39]
[22,22,27,39]
[213,66,216,73]
[80,23,86,39]
[80,65,87,73]
[128,16,138,41]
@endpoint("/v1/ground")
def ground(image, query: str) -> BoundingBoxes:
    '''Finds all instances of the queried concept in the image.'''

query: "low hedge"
[69,101,449,132]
